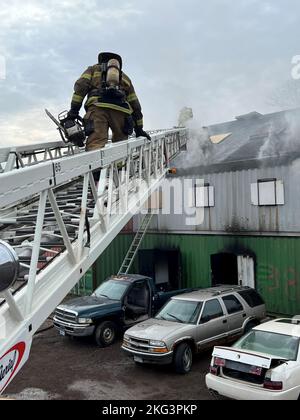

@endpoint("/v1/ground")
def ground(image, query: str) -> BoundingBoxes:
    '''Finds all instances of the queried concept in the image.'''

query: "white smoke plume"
[176,119,214,171]
[258,110,300,160]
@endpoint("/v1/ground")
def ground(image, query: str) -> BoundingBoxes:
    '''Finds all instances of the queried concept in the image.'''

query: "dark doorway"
[138,249,181,291]
[211,253,238,286]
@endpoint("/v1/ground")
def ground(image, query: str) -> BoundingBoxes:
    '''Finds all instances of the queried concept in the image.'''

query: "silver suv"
[122,286,266,374]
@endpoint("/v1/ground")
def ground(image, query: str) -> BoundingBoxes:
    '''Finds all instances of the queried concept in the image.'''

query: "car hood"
[126,318,192,341]
[57,296,121,316]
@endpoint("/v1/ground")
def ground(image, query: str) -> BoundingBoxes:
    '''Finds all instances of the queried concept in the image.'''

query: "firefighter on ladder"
[68,52,151,157]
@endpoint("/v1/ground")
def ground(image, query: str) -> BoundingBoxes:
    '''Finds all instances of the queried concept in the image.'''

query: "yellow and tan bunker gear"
[70,56,145,151]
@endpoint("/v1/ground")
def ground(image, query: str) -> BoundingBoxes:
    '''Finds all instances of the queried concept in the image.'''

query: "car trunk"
[213,347,287,386]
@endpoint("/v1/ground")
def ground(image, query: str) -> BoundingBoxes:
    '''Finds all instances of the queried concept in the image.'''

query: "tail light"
[209,366,219,376]
[214,357,226,367]
[263,380,283,391]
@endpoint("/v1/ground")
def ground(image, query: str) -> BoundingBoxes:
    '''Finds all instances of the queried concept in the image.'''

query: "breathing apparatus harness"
[93,52,127,106]
[87,52,133,136]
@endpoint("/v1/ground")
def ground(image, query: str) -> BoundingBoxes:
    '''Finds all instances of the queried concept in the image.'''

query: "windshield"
[93,280,129,301]
[156,299,202,324]
[233,330,300,361]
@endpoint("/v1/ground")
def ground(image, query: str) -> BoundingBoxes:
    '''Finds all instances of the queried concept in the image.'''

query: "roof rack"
[211,285,249,296]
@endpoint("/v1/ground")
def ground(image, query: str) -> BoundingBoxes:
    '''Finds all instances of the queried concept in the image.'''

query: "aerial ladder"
[0,128,188,393]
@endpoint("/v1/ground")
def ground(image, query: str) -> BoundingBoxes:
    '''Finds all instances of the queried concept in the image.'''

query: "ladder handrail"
[0,128,188,394]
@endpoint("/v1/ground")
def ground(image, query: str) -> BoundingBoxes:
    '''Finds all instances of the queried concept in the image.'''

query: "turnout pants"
[84,105,128,152]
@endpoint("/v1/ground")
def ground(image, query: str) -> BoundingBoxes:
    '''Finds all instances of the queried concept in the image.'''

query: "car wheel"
[94,321,117,347]
[244,321,257,334]
[174,343,193,374]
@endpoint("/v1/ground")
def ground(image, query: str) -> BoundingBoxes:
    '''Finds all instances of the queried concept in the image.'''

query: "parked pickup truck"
[122,286,266,374]
[53,275,194,347]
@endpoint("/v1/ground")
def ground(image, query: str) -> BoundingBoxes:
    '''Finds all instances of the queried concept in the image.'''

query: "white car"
[206,319,300,400]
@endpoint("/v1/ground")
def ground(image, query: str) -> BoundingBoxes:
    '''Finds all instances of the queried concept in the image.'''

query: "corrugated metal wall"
[141,165,300,233]
[94,233,300,316]
[94,233,136,282]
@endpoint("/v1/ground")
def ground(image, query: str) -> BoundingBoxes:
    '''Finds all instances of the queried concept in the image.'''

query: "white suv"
[206,318,300,400]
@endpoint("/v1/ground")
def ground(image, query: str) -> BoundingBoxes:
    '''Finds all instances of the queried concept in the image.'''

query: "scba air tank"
[106,59,121,88]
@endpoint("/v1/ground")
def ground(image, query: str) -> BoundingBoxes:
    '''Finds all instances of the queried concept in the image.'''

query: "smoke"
[257,122,283,160]
[176,119,214,170]
[291,158,300,174]
[258,111,300,160]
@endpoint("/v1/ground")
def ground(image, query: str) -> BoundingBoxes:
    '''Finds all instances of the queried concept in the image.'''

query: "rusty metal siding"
[95,232,300,315]
[143,164,300,234]
[141,233,300,316]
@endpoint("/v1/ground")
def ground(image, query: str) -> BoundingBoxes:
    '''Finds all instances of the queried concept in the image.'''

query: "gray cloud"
[1,0,300,145]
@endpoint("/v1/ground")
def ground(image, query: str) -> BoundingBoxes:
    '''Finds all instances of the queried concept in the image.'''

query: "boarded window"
[251,179,285,206]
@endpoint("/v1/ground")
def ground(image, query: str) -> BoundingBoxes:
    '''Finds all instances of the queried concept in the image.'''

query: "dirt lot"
[4,324,214,400]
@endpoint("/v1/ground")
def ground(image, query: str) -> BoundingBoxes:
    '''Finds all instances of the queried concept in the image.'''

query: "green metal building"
[93,233,300,316]
[91,109,300,316]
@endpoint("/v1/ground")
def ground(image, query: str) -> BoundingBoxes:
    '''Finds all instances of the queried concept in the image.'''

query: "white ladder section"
[118,212,153,275]
[0,140,80,173]
[0,128,187,393]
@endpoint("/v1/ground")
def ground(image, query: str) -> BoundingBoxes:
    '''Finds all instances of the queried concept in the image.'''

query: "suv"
[122,286,266,374]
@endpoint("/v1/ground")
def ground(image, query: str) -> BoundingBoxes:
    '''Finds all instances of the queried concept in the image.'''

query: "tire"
[244,321,257,334]
[94,321,117,347]
[173,343,193,374]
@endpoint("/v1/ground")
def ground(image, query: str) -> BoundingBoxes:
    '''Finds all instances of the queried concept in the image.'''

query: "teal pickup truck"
[53,275,194,347]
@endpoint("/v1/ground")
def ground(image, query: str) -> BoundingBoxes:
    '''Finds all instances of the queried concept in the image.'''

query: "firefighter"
[68,52,151,152]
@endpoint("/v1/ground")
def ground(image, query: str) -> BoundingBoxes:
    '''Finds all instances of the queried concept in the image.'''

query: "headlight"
[78,318,93,324]
[123,334,130,341]
[149,340,166,347]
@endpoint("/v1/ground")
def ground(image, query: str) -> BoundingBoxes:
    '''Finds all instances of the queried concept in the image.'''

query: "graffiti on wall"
[258,263,300,304]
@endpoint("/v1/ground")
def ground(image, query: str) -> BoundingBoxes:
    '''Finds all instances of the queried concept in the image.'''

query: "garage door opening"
[211,253,255,289]
[138,249,181,291]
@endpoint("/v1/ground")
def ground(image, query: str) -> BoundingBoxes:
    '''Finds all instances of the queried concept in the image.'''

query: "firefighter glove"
[67,109,80,120]
[135,128,151,141]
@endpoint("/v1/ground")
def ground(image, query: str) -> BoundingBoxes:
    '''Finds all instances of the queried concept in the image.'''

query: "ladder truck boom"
[0,129,188,393]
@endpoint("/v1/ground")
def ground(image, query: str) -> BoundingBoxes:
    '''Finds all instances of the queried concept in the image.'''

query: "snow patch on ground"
[4,388,59,400]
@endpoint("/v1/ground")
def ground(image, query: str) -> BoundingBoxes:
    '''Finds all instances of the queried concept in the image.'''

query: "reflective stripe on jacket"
[71,64,144,127]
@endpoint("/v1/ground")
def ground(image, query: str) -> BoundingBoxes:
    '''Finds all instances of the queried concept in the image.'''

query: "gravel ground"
[4,325,214,400]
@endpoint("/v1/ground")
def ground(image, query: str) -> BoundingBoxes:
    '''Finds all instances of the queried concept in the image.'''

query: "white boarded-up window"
[251,179,285,206]
[196,184,215,208]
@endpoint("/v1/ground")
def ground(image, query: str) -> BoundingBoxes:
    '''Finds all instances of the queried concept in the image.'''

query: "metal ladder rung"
[118,213,153,275]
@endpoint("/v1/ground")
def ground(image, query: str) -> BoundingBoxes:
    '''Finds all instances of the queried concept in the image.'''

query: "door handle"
[223,320,228,324]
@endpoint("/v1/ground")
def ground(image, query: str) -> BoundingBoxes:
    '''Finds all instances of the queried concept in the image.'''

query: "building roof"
[177,108,300,175]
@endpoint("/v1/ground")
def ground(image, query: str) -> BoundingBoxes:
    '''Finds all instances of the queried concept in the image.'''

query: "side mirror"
[201,315,211,324]
[0,241,19,292]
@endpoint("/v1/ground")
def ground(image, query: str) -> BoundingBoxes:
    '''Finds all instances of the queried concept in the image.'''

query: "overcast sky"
[0,0,300,145]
